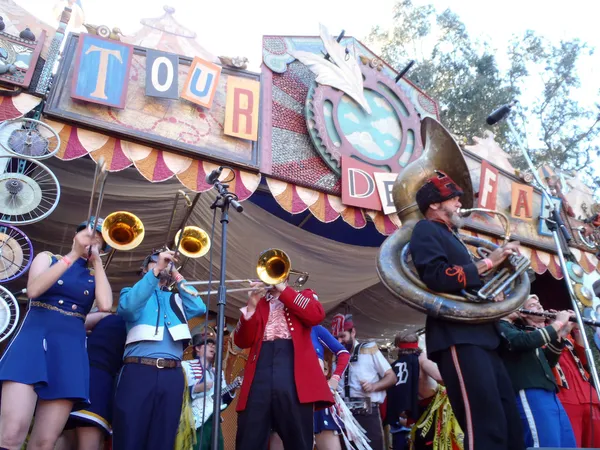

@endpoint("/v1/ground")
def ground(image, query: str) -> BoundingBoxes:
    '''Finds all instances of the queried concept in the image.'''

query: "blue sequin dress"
[0,255,97,405]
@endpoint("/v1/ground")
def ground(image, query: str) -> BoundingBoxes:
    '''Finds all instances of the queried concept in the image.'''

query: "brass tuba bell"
[174,226,211,258]
[376,117,530,323]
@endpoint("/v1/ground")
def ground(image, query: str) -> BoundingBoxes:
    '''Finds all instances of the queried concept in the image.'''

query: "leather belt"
[123,356,181,369]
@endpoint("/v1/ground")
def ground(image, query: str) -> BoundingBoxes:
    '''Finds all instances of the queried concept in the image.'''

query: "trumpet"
[180,248,309,297]
[519,309,600,328]
[85,157,145,269]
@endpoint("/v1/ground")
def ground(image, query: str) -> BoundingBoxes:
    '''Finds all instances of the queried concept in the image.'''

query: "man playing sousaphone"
[409,171,525,450]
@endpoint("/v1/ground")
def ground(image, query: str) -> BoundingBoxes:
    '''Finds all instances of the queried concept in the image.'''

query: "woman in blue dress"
[0,219,113,450]
[270,324,350,450]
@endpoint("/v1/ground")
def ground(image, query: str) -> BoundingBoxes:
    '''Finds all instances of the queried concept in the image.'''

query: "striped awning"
[46,119,261,201]
[0,93,42,121]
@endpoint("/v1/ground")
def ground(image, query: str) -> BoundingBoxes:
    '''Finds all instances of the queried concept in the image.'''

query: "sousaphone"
[376,117,530,323]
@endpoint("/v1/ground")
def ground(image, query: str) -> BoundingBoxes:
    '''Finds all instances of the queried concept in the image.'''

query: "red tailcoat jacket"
[233,286,335,412]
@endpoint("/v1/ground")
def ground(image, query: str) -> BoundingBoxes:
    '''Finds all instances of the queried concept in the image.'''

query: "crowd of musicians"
[0,171,599,450]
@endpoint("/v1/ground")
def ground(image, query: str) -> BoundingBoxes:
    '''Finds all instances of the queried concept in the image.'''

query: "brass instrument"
[85,157,145,269]
[376,117,530,323]
[457,208,530,302]
[162,190,210,259]
[180,248,309,297]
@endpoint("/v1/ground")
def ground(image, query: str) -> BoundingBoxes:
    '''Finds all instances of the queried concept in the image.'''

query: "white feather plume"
[289,24,371,114]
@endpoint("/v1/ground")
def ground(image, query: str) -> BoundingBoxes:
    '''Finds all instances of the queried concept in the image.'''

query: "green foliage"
[367,0,600,186]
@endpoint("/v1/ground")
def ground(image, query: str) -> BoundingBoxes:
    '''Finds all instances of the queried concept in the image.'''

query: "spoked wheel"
[0,285,19,343]
[0,223,33,282]
[0,155,61,225]
[0,118,61,160]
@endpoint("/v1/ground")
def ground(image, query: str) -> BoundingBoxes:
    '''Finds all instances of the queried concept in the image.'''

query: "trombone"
[163,190,210,261]
[86,157,145,269]
[180,248,309,297]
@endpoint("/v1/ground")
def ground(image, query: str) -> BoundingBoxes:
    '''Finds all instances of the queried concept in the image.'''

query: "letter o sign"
[145,50,179,99]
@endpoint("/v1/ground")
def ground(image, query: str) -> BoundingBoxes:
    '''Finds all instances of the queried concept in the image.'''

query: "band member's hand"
[156,250,177,272]
[328,376,339,391]
[247,281,265,312]
[555,310,571,327]
[361,380,375,393]
[492,292,505,302]
[193,380,213,393]
[88,244,102,266]
[72,229,94,258]
[488,241,520,268]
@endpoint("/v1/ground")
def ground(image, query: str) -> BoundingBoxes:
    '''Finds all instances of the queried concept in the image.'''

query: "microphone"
[205,167,223,184]
[486,101,516,125]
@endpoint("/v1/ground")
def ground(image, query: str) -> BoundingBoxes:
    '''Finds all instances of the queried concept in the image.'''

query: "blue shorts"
[314,407,341,434]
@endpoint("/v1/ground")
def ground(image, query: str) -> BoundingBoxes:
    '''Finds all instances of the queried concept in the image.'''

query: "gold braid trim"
[30,301,85,320]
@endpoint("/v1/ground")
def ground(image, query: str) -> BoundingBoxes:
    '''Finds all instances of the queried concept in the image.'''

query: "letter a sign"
[71,34,133,108]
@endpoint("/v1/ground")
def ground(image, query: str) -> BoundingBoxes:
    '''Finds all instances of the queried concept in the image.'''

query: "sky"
[17,0,600,175]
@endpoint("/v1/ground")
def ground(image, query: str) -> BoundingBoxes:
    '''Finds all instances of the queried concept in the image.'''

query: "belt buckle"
[155,358,166,369]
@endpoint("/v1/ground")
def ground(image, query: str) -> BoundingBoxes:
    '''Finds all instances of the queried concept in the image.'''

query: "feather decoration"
[330,391,372,450]
[289,24,371,114]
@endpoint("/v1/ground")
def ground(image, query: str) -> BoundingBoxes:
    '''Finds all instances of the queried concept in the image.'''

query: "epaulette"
[359,342,379,355]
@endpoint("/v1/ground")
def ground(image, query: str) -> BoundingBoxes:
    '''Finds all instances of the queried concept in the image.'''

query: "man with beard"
[337,316,397,450]
[409,171,524,450]
[183,329,236,450]
[112,250,206,450]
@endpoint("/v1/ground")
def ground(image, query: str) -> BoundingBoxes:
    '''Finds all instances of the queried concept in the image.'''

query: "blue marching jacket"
[118,271,206,345]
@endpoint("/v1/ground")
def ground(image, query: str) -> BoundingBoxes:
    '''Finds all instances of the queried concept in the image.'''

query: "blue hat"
[76,217,111,252]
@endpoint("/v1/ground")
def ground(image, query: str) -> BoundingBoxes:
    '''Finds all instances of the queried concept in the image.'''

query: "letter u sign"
[181,57,221,109]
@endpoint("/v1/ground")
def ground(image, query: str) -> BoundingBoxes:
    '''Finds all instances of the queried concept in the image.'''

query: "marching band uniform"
[410,172,524,450]
[0,220,110,407]
[311,325,350,435]
[112,252,206,450]
[554,333,600,447]
[233,286,333,450]
[497,320,576,447]
[336,317,395,450]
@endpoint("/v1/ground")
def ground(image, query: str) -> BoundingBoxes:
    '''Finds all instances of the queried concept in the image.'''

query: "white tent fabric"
[8,156,424,342]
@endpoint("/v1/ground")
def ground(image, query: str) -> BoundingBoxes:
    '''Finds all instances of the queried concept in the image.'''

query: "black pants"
[354,407,385,450]
[236,340,313,450]
[434,345,524,450]
[112,363,184,450]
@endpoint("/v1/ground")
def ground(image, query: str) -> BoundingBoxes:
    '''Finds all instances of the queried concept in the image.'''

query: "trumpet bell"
[102,211,145,251]
[174,226,210,258]
[257,248,291,286]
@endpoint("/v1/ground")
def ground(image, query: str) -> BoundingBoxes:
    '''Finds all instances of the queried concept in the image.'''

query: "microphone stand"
[504,114,600,398]
[207,175,243,450]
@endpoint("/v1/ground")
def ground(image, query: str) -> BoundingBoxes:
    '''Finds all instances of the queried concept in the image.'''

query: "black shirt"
[410,219,500,356]
[386,352,420,425]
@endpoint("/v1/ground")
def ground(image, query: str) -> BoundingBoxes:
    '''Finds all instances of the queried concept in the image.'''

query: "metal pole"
[209,178,243,450]
[507,116,600,398]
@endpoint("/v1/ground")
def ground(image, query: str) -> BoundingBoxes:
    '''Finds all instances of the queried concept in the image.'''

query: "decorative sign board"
[45,33,261,170]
